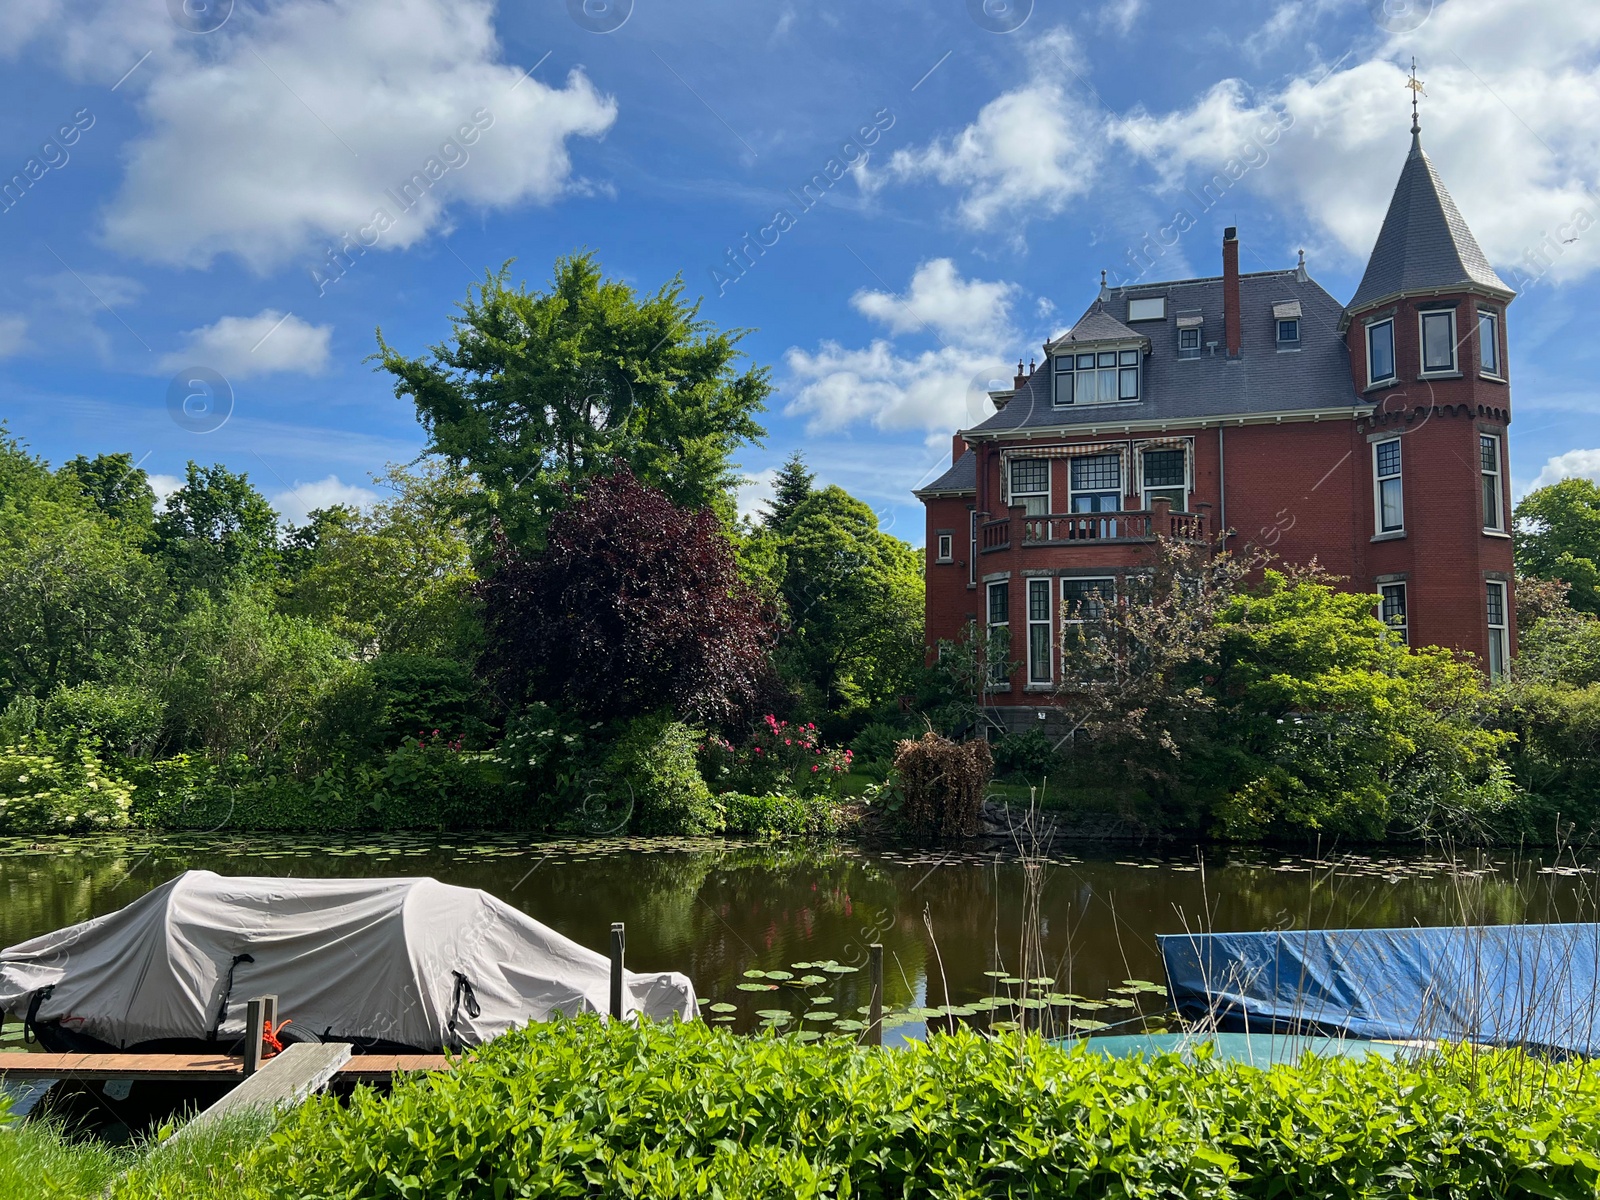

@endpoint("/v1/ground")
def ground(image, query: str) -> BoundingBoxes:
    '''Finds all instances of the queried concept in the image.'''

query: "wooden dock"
[0,1050,451,1082]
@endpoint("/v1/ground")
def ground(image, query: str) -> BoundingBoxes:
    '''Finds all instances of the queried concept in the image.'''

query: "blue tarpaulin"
[1159,924,1600,1055]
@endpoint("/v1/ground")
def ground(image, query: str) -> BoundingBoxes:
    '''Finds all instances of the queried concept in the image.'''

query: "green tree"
[0,496,163,702]
[57,453,158,532]
[1516,477,1600,614]
[154,462,280,595]
[377,254,769,546]
[777,486,924,716]
[761,451,815,531]
[282,464,479,659]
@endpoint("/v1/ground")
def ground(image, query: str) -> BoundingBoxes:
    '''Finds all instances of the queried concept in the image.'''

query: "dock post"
[609,923,626,1021]
[867,944,884,1047]
[243,995,275,1077]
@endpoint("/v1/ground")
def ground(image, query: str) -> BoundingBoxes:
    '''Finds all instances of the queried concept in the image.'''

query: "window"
[1479,310,1501,375]
[986,581,1010,686]
[1178,327,1201,358]
[1127,297,1166,321]
[936,532,953,562]
[1367,318,1396,385]
[1480,434,1504,532]
[1055,347,1140,405]
[1026,578,1052,685]
[1061,577,1115,674]
[1379,583,1408,644]
[1142,447,1187,511]
[1276,318,1300,345]
[967,511,977,587]
[1070,453,1122,513]
[1420,309,1457,373]
[1374,438,1404,534]
[1010,458,1050,516]
[1486,581,1509,679]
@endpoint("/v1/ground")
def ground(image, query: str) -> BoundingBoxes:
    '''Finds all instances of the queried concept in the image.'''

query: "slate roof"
[915,448,977,496]
[965,268,1359,436]
[1346,133,1512,314]
[1059,303,1143,344]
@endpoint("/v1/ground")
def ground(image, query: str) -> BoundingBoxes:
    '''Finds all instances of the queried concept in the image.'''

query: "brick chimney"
[1012,359,1026,389]
[1222,226,1241,357]
[951,433,966,464]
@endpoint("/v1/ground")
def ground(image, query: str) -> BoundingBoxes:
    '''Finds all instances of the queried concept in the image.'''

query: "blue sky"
[1,0,1596,545]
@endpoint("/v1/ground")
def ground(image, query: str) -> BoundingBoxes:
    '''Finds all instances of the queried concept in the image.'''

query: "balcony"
[979,507,1209,553]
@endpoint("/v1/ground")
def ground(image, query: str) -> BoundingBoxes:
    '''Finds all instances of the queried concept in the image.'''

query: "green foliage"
[0,1097,131,1199]
[153,462,279,595]
[989,727,1060,780]
[0,736,133,831]
[161,589,357,768]
[1517,602,1600,688]
[1516,476,1600,614]
[176,1018,1600,1200]
[57,451,158,532]
[41,680,165,757]
[720,791,840,836]
[760,449,815,530]
[0,492,163,701]
[771,486,924,716]
[604,711,721,835]
[847,720,907,779]
[377,254,769,546]
[701,714,851,799]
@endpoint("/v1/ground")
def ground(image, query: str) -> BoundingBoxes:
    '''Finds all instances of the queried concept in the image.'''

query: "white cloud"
[735,468,778,523]
[0,315,26,358]
[269,475,380,527]
[784,340,1010,436]
[94,0,617,270]
[1531,448,1600,491]
[850,259,1018,346]
[882,29,1102,231]
[148,473,183,511]
[157,310,331,379]
[1097,0,1146,35]
[1111,0,1600,286]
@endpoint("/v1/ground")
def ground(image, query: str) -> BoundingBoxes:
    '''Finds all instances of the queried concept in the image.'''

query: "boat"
[1159,924,1600,1056]
[1068,1031,1408,1066]
[0,870,697,1055]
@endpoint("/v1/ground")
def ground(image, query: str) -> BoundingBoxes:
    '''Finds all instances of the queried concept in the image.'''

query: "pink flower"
[785,739,791,745]
[811,764,819,772]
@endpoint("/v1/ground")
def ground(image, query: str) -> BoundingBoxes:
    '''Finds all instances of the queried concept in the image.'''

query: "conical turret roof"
[1346,133,1512,315]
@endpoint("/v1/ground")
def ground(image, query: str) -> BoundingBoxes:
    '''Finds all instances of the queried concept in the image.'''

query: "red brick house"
[917,121,1516,729]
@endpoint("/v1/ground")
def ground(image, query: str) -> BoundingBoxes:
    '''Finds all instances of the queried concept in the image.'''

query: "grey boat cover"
[0,870,697,1050]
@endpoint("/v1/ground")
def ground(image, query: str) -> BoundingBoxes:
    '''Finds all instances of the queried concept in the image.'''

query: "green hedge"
[139,1018,1600,1200]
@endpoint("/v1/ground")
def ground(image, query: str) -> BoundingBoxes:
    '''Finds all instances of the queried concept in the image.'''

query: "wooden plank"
[339,1054,452,1079]
[179,1042,352,1137]
[0,1053,244,1081]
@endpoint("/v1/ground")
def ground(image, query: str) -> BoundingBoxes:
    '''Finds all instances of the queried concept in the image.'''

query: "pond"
[2,834,1596,1045]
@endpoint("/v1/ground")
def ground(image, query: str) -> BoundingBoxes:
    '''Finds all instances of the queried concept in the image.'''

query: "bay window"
[1420,309,1457,373]
[1480,434,1504,532]
[1486,581,1509,679]
[1026,578,1052,685]
[1070,453,1122,513]
[1367,318,1396,385]
[986,580,1010,686]
[1478,309,1501,375]
[1141,448,1187,511]
[1053,346,1140,406]
[1009,458,1050,516]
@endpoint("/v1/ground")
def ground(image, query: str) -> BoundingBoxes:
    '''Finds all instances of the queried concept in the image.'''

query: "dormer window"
[1277,318,1300,344]
[1178,327,1201,358]
[1127,297,1166,321]
[1052,345,1141,405]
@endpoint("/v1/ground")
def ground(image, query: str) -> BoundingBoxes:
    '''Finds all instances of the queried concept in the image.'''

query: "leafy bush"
[41,681,164,757]
[721,791,838,837]
[989,727,1060,779]
[847,720,904,779]
[0,737,132,831]
[701,714,851,798]
[605,711,722,835]
[206,1018,1600,1200]
[894,732,992,841]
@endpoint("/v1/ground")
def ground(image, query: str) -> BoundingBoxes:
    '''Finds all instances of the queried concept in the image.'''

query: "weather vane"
[1406,57,1426,135]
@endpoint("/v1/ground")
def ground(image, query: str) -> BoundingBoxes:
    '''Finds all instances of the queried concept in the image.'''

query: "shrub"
[847,720,904,779]
[701,714,851,798]
[216,1019,1600,1200]
[41,681,164,757]
[721,791,839,837]
[894,732,991,841]
[605,712,722,835]
[0,737,132,831]
[989,727,1059,779]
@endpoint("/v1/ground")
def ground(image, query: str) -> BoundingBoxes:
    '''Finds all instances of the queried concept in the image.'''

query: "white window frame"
[936,532,953,563]
[1009,458,1051,516]
[967,510,977,587]
[1276,318,1300,345]
[1419,308,1458,375]
[1026,578,1053,685]
[1177,327,1201,359]
[1140,446,1188,511]
[1480,433,1504,532]
[1373,437,1404,535]
[986,579,1010,687]
[1486,581,1509,680]
[1367,318,1396,386]
[1126,297,1166,321]
[1478,309,1502,377]
[1379,582,1408,644]
[1069,452,1124,514]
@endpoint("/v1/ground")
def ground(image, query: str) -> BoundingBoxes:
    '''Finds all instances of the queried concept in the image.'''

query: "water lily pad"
[798,974,828,986]
[711,1015,736,1023]
[1027,977,1055,986]
[939,1005,977,1017]
[763,970,795,981]
[742,969,768,979]
[834,1019,866,1032]
[990,1020,1020,1032]
[1100,997,1136,1009]
[736,982,777,992]
[756,1010,792,1023]
[1073,1001,1108,1011]
[805,1011,838,1022]
[1069,1019,1111,1032]
[1120,980,1166,993]
[709,1002,738,1014]
[821,964,857,974]
[793,1030,823,1042]
[998,976,1025,986]
[982,970,1010,977]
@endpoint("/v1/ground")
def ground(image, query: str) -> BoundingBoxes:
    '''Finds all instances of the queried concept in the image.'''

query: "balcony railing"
[979,508,1208,553]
